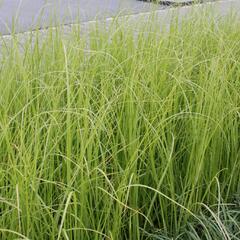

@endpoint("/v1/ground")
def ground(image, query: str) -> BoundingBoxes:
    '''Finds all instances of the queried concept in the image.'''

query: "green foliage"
[0,11,239,240]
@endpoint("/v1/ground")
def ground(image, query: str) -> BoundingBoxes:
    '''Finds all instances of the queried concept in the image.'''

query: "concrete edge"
[0,0,239,44]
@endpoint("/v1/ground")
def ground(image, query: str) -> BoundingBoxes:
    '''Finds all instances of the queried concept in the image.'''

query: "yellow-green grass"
[0,11,240,240]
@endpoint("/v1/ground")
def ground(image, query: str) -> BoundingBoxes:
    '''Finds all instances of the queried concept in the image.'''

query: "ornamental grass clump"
[0,11,240,240]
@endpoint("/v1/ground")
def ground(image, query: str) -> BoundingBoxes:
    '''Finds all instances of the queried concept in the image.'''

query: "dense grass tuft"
[0,11,240,240]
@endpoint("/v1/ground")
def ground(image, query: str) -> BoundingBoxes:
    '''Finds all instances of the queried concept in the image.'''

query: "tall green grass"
[0,11,240,240]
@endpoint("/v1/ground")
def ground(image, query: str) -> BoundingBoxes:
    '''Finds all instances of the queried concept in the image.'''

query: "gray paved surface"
[0,0,239,36]
[0,0,163,35]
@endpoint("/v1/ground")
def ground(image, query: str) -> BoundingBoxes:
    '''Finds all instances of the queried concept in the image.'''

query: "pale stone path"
[0,0,161,35]
[0,0,239,36]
